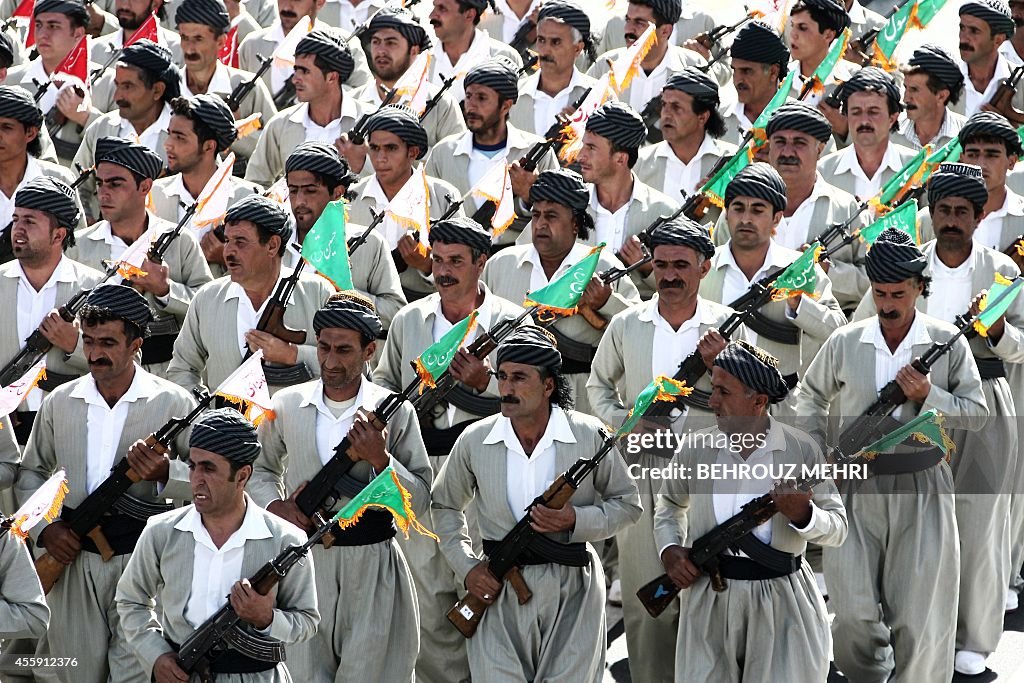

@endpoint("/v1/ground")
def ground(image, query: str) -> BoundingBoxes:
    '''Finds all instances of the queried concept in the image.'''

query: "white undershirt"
[928,249,974,325]
[226,279,274,357]
[306,377,371,465]
[590,185,633,252]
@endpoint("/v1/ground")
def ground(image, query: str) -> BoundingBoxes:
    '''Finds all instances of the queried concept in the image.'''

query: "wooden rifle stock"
[248,261,308,355]
[986,64,1024,125]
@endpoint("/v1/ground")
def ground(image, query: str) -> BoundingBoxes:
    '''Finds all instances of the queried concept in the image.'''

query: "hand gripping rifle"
[35,388,214,593]
[242,254,308,361]
[225,54,274,111]
[446,427,621,638]
[121,202,200,290]
[347,86,399,146]
[516,86,593,172]
[577,247,654,331]
[986,64,1024,126]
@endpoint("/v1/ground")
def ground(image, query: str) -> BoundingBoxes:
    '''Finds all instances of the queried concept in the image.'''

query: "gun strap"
[482,535,589,567]
[744,310,801,345]
[547,326,596,374]
[261,361,314,386]
[420,419,477,458]
[975,356,1006,380]
[445,384,502,417]
[732,534,802,574]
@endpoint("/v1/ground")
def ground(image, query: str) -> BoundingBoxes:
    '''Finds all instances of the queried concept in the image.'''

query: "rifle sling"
[140,333,177,366]
[482,535,588,567]
[445,384,501,417]
[420,419,477,458]
[975,356,1006,380]
[744,310,801,345]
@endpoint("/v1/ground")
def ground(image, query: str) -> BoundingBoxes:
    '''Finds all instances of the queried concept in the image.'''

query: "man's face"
[848,90,896,149]
[726,196,782,251]
[115,0,155,30]
[464,83,508,136]
[960,15,1002,65]
[962,140,1017,191]
[165,114,208,173]
[0,116,35,164]
[317,326,374,393]
[789,10,833,63]
[431,240,485,302]
[903,72,946,122]
[496,361,553,419]
[733,58,776,106]
[709,366,766,433]
[278,0,317,33]
[96,161,150,222]
[222,220,279,284]
[34,12,85,65]
[660,89,706,147]
[530,199,578,261]
[536,18,582,75]
[114,65,162,122]
[652,244,711,306]
[623,3,656,45]
[369,28,416,82]
[429,0,474,43]
[1011,0,1024,31]
[577,131,620,184]
[769,129,823,183]
[931,196,981,251]
[82,318,143,383]
[367,129,416,187]
[872,278,923,330]
[287,169,339,236]
[293,53,330,102]
[11,207,63,264]
[188,448,249,516]
[179,22,224,74]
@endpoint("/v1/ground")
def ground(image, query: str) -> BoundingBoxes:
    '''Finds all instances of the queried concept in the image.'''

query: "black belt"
[11,411,36,446]
[445,384,501,417]
[141,333,176,365]
[420,420,476,457]
[717,554,802,581]
[482,535,589,567]
[869,445,945,475]
[548,327,597,374]
[37,370,77,393]
[169,641,278,675]
[783,373,799,390]
[402,287,431,302]
[261,361,314,386]
[975,356,1006,380]
[324,508,396,547]
[63,510,147,556]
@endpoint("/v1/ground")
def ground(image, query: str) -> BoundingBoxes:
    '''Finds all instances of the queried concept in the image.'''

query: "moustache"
[225,258,240,267]
[658,280,684,289]
[878,309,901,320]
[115,100,131,108]
[280,10,297,18]
[89,358,113,366]
[905,103,917,111]
[960,43,973,51]
[1016,18,1024,27]
[435,276,459,287]
[429,19,441,27]
[856,125,874,133]
[500,396,520,404]
[540,56,556,63]
[940,226,963,235]
[776,156,800,166]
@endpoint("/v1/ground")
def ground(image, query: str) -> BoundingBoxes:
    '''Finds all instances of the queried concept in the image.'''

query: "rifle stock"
[247,261,308,356]
[986,64,1024,125]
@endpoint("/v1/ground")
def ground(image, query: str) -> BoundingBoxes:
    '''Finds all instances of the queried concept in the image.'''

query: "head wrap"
[960,0,1015,37]
[907,44,964,95]
[663,67,719,107]
[0,85,44,128]
[927,162,989,210]
[173,94,238,151]
[464,57,520,103]
[119,40,181,100]
[224,195,293,244]
[363,6,430,50]
[633,0,683,24]
[865,227,927,283]
[725,162,788,213]
[285,141,358,185]
[189,408,261,465]
[586,101,647,150]
[33,0,89,25]
[529,168,589,211]
[364,105,429,159]
[174,0,230,32]
[714,340,790,403]
[959,110,1024,156]
[459,0,489,8]
[81,283,153,335]
[765,102,832,143]
[296,28,355,83]
[496,327,562,373]
[648,216,716,258]
[429,215,492,255]
[0,32,15,69]
[730,20,790,77]
[836,66,902,113]
[95,136,164,180]
[791,0,850,33]
[14,176,80,229]
[537,0,594,58]
[313,293,384,339]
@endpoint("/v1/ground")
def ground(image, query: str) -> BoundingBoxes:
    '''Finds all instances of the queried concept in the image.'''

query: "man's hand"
[449,349,491,393]
[817,99,848,139]
[229,578,275,630]
[266,483,314,532]
[55,85,90,127]
[618,235,652,275]
[398,235,431,274]
[697,328,728,369]
[153,653,189,683]
[39,310,79,354]
[970,289,1005,341]
[244,330,299,365]
[530,504,575,533]
[38,521,81,565]
[771,481,813,527]
[347,411,389,471]
[126,439,171,484]
[130,259,171,298]
[682,37,711,60]
[335,134,367,174]
[579,276,612,311]
[661,545,701,589]
[465,562,502,604]
[200,229,226,266]
[895,364,931,403]
[509,161,537,200]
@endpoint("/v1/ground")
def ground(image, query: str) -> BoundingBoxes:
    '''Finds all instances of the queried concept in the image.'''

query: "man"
[167,195,334,393]
[245,28,372,190]
[798,227,988,683]
[67,137,213,377]
[654,341,848,681]
[319,0,389,32]
[958,0,1024,117]
[74,40,181,223]
[349,6,465,150]
[587,217,736,683]
[721,19,791,146]
[116,408,320,682]
[0,532,49,640]
[17,283,198,682]
[90,0,183,66]
[1,177,103,445]
[1002,0,1024,64]
[714,103,867,312]
[425,58,558,247]
[479,0,538,45]
[892,44,967,149]
[818,67,918,201]
[173,0,277,165]
[595,0,723,57]
[284,141,406,332]
[252,293,430,683]
[787,0,853,106]
[508,0,597,138]
[427,0,523,101]
[484,168,642,415]
[431,326,642,682]
[0,29,19,83]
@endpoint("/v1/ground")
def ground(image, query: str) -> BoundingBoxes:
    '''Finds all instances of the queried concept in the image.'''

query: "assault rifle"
[242,254,308,360]
[420,73,458,122]
[516,87,592,172]
[509,18,536,64]
[348,86,399,146]
[225,54,273,111]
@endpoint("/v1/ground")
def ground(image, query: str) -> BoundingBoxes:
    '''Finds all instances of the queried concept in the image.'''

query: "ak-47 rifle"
[35,388,214,593]
[346,209,386,256]
[577,247,654,331]
[420,73,458,122]
[516,86,593,172]
[986,64,1024,126]
[242,253,308,360]
[447,427,621,638]
[348,86,399,146]
[695,12,756,52]
[509,18,537,64]
[273,77,297,110]
[846,1,909,65]
[225,54,273,111]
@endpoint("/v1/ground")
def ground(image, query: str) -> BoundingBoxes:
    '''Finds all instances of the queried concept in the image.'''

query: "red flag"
[12,0,35,49]
[54,35,88,86]
[218,24,239,68]
[124,13,159,47]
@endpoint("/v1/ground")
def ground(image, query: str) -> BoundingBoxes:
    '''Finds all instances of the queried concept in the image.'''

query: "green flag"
[927,136,962,168]
[1017,124,1024,149]
[860,198,919,247]
[301,199,353,290]
[524,243,605,316]
[332,466,438,540]
[861,409,954,456]
[912,0,948,27]
[874,146,930,209]
[809,28,852,94]
[616,376,692,437]
[772,242,822,300]
[751,70,798,141]
[702,148,752,207]
[974,274,1024,337]
[873,1,914,67]
[414,310,478,389]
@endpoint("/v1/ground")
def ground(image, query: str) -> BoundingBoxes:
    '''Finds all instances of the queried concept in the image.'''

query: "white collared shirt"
[22,58,83,113]
[639,294,710,380]
[732,101,754,137]
[430,289,495,427]
[655,135,718,197]
[521,68,587,136]
[928,247,975,325]
[832,142,906,200]
[976,191,1024,250]
[775,175,829,250]
[525,241,592,293]
[715,241,795,346]
[226,271,289,356]
[326,0,385,32]
[896,111,961,148]
[432,29,498,101]
[180,62,234,98]
[162,173,198,222]
[118,104,173,157]
[301,376,375,465]
[861,312,930,418]
[492,0,541,43]
[482,406,576,516]
[0,156,43,228]
[359,172,430,250]
[88,221,153,264]
[961,54,1013,117]
[1000,39,1024,67]
[590,181,635,251]
[626,55,670,113]
[288,99,359,144]
[176,498,273,628]
[451,131,510,192]
[70,366,158,493]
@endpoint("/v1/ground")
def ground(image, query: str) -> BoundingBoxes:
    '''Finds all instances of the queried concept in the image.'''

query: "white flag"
[214,350,275,425]
[193,152,236,234]
[0,359,47,414]
[7,470,69,541]
[393,52,433,115]
[471,161,515,237]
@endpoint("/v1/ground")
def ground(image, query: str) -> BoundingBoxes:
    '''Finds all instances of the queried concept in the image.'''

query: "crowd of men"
[0,0,1023,680]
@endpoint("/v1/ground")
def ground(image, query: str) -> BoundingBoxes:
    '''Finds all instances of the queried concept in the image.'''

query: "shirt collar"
[434,28,495,71]
[9,254,77,285]
[928,241,979,275]
[163,173,195,203]
[521,67,586,98]
[961,53,1012,85]
[521,239,593,271]
[859,311,932,348]
[174,494,274,550]
[482,405,577,453]
[898,110,958,145]
[430,283,496,331]
[182,61,234,96]
[589,174,637,215]
[225,267,289,299]
[69,364,158,406]
[714,239,792,272]
[87,219,154,247]
[986,190,1024,219]
[299,375,376,417]
[118,103,173,142]
[832,141,905,178]
[654,135,719,163]
[637,294,714,328]
[287,99,359,126]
